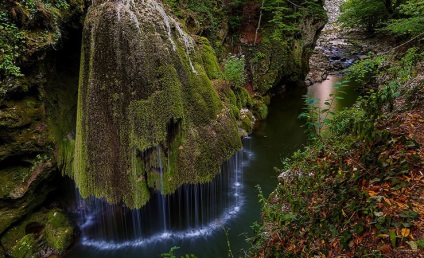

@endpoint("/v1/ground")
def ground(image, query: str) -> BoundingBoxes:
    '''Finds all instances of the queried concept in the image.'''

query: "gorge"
[0,0,330,257]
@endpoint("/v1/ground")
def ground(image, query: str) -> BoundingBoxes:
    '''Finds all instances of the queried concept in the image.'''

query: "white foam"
[80,200,244,250]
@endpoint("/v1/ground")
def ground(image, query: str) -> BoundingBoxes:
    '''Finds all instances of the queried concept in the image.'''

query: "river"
[65,75,357,258]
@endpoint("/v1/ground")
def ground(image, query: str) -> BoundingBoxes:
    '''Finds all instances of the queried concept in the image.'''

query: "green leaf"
[400,211,418,219]
[336,96,344,100]
[389,231,397,248]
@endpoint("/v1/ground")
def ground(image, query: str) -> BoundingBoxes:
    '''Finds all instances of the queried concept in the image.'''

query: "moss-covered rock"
[0,160,56,236]
[0,0,85,242]
[70,1,241,208]
[1,208,73,257]
[239,108,255,135]
[45,210,73,253]
[10,234,37,258]
[253,97,269,120]
[199,37,222,80]
[236,1,326,94]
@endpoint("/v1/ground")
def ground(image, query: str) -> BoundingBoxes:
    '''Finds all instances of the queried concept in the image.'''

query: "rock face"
[0,69,58,236]
[1,208,73,257]
[0,0,84,240]
[237,1,327,94]
[69,0,241,208]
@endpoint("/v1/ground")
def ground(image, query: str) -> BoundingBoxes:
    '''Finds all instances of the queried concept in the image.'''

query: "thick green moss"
[10,234,37,258]
[200,37,222,80]
[240,109,255,134]
[1,209,73,256]
[45,210,73,253]
[71,2,241,208]
[253,97,269,120]
[234,87,253,109]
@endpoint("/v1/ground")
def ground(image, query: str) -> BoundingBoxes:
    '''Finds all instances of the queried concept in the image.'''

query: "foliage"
[161,246,197,258]
[338,0,390,31]
[0,9,26,77]
[222,227,234,258]
[223,55,247,88]
[385,0,424,36]
[262,0,303,41]
[298,80,347,144]
[345,54,386,85]
[0,0,72,80]
[261,0,325,41]
[339,0,424,36]
[250,48,424,256]
[161,246,180,258]
[163,0,224,40]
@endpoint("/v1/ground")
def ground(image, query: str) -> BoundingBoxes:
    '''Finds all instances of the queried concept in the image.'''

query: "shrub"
[223,55,247,88]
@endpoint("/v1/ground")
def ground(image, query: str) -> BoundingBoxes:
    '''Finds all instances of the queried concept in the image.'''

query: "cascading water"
[66,71,359,257]
[117,0,197,72]
[69,143,252,252]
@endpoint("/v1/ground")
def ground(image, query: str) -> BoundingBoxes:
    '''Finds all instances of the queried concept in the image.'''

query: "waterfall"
[71,142,252,251]
[116,0,197,73]
[157,146,168,232]
[148,0,197,73]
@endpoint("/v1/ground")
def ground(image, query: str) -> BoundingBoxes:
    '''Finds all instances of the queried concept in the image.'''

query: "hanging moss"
[234,87,253,109]
[199,37,222,80]
[70,1,241,208]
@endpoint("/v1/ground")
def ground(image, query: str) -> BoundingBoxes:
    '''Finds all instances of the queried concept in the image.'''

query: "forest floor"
[254,43,424,258]
[252,0,424,256]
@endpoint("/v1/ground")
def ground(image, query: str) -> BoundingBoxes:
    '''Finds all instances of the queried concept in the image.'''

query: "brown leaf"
[379,244,391,254]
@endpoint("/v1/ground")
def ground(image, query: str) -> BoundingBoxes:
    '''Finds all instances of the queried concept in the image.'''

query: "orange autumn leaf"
[368,190,377,197]
[383,197,392,206]
[401,228,410,237]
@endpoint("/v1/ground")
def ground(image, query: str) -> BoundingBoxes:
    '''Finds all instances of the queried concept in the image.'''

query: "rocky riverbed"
[305,0,395,86]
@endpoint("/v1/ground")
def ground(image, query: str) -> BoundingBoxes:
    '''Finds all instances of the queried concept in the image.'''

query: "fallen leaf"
[407,241,418,251]
[401,228,410,237]
[368,190,377,197]
[383,197,392,206]
[379,244,391,254]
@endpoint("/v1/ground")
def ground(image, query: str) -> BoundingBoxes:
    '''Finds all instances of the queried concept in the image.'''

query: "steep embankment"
[252,1,424,257]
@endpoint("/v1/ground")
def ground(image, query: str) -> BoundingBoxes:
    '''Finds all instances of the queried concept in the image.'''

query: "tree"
[339,0,424,36]
[385,0,424,36]
[338,0,399,31]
